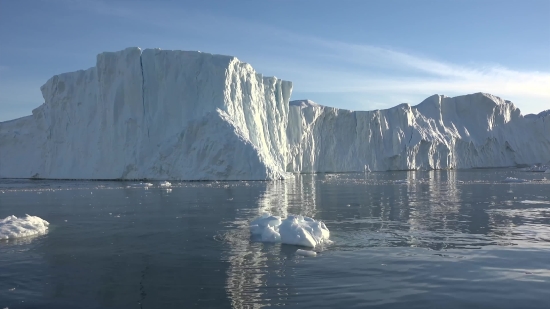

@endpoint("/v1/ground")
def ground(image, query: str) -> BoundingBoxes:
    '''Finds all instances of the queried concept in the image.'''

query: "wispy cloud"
[32,0,550,113]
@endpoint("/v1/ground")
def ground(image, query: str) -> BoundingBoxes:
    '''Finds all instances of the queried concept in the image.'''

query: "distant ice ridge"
[0,47,549,180]
[287,93,550,173]
[0,215,49,240]
[250,213,330,248]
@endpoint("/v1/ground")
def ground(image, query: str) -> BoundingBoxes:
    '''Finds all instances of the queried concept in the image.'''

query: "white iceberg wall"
[1,47,549,180]
[0,48,293,180]
[287,93,550,172]
[138,49,292,179]
[19,47,144,179]
[0,115,46,178]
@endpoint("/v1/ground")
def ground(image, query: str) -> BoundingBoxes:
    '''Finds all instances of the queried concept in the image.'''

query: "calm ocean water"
[1,169,549,308]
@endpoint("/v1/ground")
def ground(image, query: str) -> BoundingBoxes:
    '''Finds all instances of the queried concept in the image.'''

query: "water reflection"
[1,170,549,308]
[225,175,323,308]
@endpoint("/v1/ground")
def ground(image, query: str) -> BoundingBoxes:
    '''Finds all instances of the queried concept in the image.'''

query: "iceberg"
[249,213,330,248]
[1,47,549,180]
[287,94,550,173]
[0,215,49,240]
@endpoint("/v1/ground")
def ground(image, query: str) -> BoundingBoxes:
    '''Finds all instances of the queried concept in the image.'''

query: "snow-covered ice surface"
[0,215,49,240]
[0,47,549,180]
[250,213,330,248]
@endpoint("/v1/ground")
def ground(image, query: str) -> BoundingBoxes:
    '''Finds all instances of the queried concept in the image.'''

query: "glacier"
[0,47,549,180]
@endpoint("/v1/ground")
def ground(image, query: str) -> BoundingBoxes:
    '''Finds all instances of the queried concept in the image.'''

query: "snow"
[0,215,49,240]
[250,213,330,248]
[0,47,549,180]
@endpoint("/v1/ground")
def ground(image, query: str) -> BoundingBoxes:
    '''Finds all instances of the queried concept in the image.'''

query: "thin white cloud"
[26,0,550,114]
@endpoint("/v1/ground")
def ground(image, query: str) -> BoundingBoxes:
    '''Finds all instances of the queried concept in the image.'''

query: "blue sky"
[1,0,549,121]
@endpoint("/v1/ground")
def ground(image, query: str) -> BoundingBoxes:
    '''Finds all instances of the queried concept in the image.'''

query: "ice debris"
[160,181,172,187]
[523,165,550,172]
[250,213,330,248]
[296,249,317,257]
[0,215,49,240]
[502,177,529,183]
[394,180,409,184]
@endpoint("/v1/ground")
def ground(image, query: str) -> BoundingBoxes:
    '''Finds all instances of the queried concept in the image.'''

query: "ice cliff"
[287,94,550,172]
[0,47,292,180]
[1,48,549,180]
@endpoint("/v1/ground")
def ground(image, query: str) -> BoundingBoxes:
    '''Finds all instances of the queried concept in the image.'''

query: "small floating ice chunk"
[0,215,49,240]
[503,177,529,183]
[160,181,172,187]
[394,180,408,184]
[296,249,317,257]
[520,200,550,205]
[250,213,330,248]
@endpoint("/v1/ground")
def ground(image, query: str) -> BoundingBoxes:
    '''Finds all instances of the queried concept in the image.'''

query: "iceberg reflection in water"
[0,170,549,308]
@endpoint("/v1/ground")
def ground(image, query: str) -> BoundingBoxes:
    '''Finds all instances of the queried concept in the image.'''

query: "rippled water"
[1,169,549,308]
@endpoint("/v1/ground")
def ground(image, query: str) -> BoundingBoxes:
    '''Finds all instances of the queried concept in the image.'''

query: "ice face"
[250,213,330,248]
[0,215,49,240]
[286,93,550,173]
[0,48,292,181]
[0,48,549,181]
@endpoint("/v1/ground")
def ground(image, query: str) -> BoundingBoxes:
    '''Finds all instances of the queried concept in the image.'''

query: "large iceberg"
[0,48,292,180]
[0,47,549,180]
[287,95,550,172]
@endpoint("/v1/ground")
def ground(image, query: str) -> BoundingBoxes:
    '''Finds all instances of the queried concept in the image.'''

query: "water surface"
[1,169,549,308]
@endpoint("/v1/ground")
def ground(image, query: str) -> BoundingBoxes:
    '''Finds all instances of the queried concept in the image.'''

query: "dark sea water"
[1,169,549,309]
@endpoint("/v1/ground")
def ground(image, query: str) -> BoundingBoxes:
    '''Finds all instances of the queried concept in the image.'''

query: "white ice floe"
[296,249,317,257]
[394,180,409,184]
[519,200,550,205]
[503,177,529,183]
[160,181,172,187]
[250,213,330,248]
[523,165,550,172]
[0,215,49,240]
